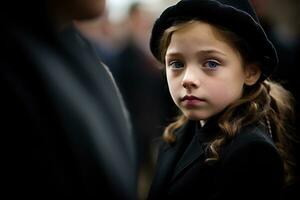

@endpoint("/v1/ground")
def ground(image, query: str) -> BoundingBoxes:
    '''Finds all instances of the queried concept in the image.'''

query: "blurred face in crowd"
[66,0,106,20]
[48,0,106,28]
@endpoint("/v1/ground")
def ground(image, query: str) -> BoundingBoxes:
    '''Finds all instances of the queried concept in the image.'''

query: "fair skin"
[165,21,261,121]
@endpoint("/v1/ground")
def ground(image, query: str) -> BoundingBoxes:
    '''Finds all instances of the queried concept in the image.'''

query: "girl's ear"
[244,64,261,86]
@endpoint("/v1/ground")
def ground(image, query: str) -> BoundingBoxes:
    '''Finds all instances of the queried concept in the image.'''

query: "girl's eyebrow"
[197,49,226,57]
[166,49,226,57]
[165,52,182,58]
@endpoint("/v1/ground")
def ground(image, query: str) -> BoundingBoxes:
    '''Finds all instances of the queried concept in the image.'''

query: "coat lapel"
[148,120,196,198]
[148,119,220,199]
[170,117,220,183]
[170,125,205,183]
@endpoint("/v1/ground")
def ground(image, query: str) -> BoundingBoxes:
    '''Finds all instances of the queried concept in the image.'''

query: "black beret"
[150,0,278,80]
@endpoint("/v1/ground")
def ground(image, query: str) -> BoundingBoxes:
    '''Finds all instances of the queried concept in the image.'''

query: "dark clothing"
[1,22,136,199]
[148,120,284,200]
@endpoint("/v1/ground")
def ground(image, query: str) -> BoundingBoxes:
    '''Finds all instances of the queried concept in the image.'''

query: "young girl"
[148,0,297,199]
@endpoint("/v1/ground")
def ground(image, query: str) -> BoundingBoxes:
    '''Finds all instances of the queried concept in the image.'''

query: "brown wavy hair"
[159,20,297,185]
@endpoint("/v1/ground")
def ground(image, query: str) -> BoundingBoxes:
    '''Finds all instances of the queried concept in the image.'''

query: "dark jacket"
[148,120,284,200]
[1,21,137,199]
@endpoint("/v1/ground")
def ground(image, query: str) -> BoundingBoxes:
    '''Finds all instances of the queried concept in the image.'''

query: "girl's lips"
[181,95,203,101]
[181,95,205,107]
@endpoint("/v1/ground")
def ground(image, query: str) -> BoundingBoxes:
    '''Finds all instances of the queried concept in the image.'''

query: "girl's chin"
[183,112,210,121]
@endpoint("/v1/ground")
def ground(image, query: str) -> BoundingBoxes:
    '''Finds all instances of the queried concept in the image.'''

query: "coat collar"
[149,119,220,197]
[148,120,196,198]
[170,125,204,183]
[170,119,220,182]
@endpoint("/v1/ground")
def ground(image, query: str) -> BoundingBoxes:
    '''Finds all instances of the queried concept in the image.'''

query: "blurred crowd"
[75,3,177,198]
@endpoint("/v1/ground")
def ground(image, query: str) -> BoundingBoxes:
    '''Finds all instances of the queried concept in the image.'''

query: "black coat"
[1,21,137,199]
[148,120,284,200]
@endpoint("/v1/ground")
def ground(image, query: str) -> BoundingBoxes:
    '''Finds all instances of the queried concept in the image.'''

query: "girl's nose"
[182,68,199,89]
[182,79,197,89]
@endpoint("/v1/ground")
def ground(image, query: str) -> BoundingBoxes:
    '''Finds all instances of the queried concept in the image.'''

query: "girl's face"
[165,21,251,120]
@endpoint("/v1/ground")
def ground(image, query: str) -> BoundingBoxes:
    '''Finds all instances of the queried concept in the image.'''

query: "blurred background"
[74,0,300,199]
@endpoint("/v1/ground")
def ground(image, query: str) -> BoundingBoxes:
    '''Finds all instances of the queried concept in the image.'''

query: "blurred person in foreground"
[1,0,137,199]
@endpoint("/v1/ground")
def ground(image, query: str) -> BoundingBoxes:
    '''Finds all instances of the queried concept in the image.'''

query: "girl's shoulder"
[221,123,280,163]
[231,123,274,147]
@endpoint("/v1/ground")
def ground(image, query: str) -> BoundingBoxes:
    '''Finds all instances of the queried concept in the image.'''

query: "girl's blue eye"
[204,60,220,69]
[169,61,184,69]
